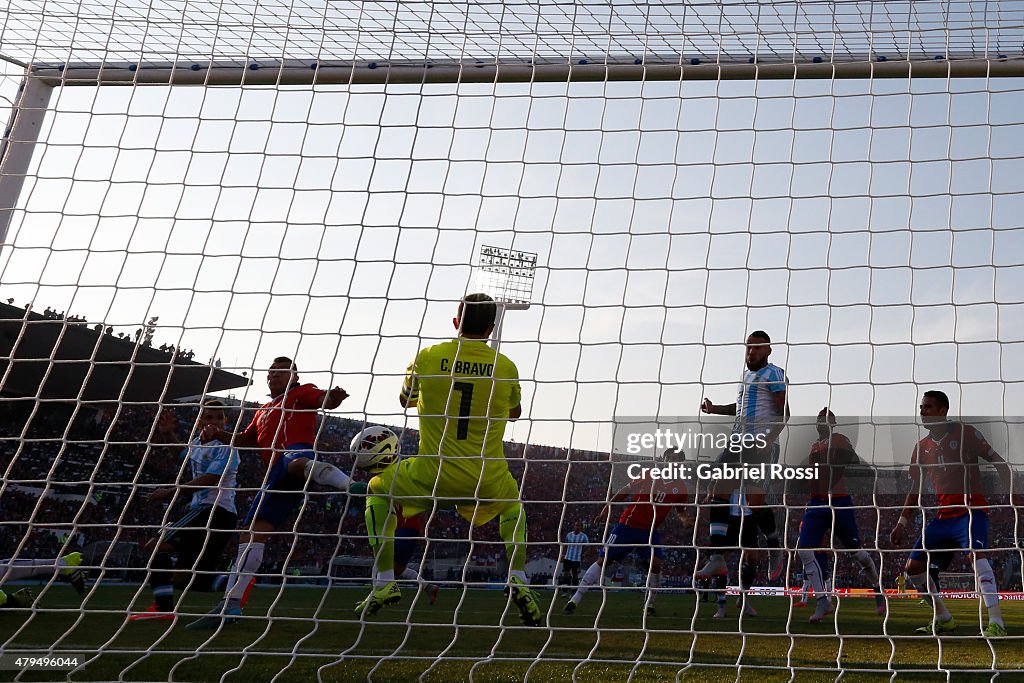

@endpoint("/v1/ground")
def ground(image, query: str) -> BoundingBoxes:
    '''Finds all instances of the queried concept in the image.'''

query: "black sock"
[741,563,756,591]
[714,574,727,605]
[709,499,730,551]
[151,552,175,612]
[754,507,778,543]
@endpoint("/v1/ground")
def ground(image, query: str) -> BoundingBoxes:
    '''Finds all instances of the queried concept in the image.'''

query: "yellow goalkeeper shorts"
[370,457,521,526]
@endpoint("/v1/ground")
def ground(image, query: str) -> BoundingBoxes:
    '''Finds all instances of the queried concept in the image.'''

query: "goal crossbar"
[29,55,1024,87]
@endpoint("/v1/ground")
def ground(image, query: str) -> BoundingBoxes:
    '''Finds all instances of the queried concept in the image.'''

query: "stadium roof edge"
[0,302,250,404]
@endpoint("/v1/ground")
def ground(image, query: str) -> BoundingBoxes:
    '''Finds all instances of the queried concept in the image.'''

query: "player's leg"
[569,559,581,587]
[188,476,299,629]
[644,552,663,617]
[189,507,239,593]
[963,512,1004,636]
[130,536,178,619]
[797,505,832,624]
[907,518,956,634]
[567,526,629,612]
[498,501,541,626]
[392,527,441,604]
[797,571,811,606]
[287,449,352,491]
[695,495,731,580]
[833,501,885,616]
[355,472,402,617]
[736,515,761,617]
[142,505,215,618]
[0,552,86,596]
[745,481,783,580]
[710,518,740,618]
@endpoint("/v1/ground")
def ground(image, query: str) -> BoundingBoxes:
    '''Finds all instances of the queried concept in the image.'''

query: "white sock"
[801,580,811,600]
[225,542,264,604]
[304,460,351,490]
[797,549,825,596]
[572,562,602,604]
[825,577,833,594]
[647,572,661,606]
[373,567,395,588]
[910,572,951,622]
[853,550,881,588]
[399,568,419,581]
[0,558,59,581]
[975,559,1004,626]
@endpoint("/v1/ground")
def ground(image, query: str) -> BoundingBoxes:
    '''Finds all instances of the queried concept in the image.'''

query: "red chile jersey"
[237,383,327,467]
[397,508,425,534]
[619,477,689,530]
[911,422,996,519]
[807,432,855,498]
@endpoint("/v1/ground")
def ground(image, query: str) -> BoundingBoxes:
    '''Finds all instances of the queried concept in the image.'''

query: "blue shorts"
[394,527,421,569]
[798,496,861,550]
[600,523,663,563]
[909,511,989,562]
[242,445,312,529]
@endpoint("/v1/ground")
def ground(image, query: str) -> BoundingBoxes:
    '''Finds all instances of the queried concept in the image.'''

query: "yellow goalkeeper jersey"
[401,337,521,485]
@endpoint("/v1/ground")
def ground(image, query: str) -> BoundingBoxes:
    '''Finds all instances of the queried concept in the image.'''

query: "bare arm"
[764,389,789,445]
[149,472,221,502]
[701,399,737,416]
[322,386,349,410]
[890,459,922,546]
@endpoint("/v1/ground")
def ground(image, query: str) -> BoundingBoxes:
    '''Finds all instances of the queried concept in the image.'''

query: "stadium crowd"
[3,397,1022,593]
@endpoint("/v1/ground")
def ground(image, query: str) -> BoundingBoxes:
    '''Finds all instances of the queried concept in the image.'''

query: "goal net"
[0,0,1022,680]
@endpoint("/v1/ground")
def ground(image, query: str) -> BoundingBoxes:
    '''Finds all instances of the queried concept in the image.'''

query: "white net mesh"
[0,0,1023,681]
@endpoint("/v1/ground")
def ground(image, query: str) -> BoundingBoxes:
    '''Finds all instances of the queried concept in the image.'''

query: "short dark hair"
[923,390,950,410]
[458,293,497,336]
[272,356,297,372]
[747,330,771,343]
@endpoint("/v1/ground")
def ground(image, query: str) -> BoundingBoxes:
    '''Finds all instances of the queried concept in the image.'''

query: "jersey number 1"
[453,381,474,440]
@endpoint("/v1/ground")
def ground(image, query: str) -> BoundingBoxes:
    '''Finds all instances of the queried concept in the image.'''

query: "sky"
[0,2,1022,461]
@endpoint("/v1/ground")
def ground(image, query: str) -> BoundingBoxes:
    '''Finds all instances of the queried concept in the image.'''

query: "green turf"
[1,585,1021,682]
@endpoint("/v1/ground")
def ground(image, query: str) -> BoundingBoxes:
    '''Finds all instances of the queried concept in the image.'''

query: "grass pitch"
[1,584,1021,682]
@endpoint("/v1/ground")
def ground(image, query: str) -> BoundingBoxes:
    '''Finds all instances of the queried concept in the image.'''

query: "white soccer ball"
[350,425,400,472]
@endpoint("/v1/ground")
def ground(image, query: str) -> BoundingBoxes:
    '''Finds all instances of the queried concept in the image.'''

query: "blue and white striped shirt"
[565,531,588,562]
[182,438,239,514]
[734,362,787,436]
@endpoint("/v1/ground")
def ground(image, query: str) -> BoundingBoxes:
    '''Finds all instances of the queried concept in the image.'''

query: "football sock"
[225,542,264,606]
[798,548,825,596]
[499,503,528,574]
[910,571,951,622]
[303,460,351,490]
[150,551,175,611]
[975,558,1004,626]
[853,549,882,590]
[0,558,60,581]
[571,562,602,604]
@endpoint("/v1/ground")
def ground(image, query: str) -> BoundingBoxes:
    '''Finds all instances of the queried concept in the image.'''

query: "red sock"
[240,577,256,607]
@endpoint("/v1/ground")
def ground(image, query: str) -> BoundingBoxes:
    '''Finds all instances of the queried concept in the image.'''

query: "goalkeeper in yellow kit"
[356,293,541,626]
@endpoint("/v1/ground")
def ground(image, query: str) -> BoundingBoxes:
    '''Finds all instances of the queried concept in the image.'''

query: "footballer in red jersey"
[796,408,885,624]
[189,357,352,628]
[890,390,1015,638]
[564,450,694,617]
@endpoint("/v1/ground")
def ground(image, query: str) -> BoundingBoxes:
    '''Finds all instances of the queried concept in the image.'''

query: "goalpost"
[0,1,1023,680]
